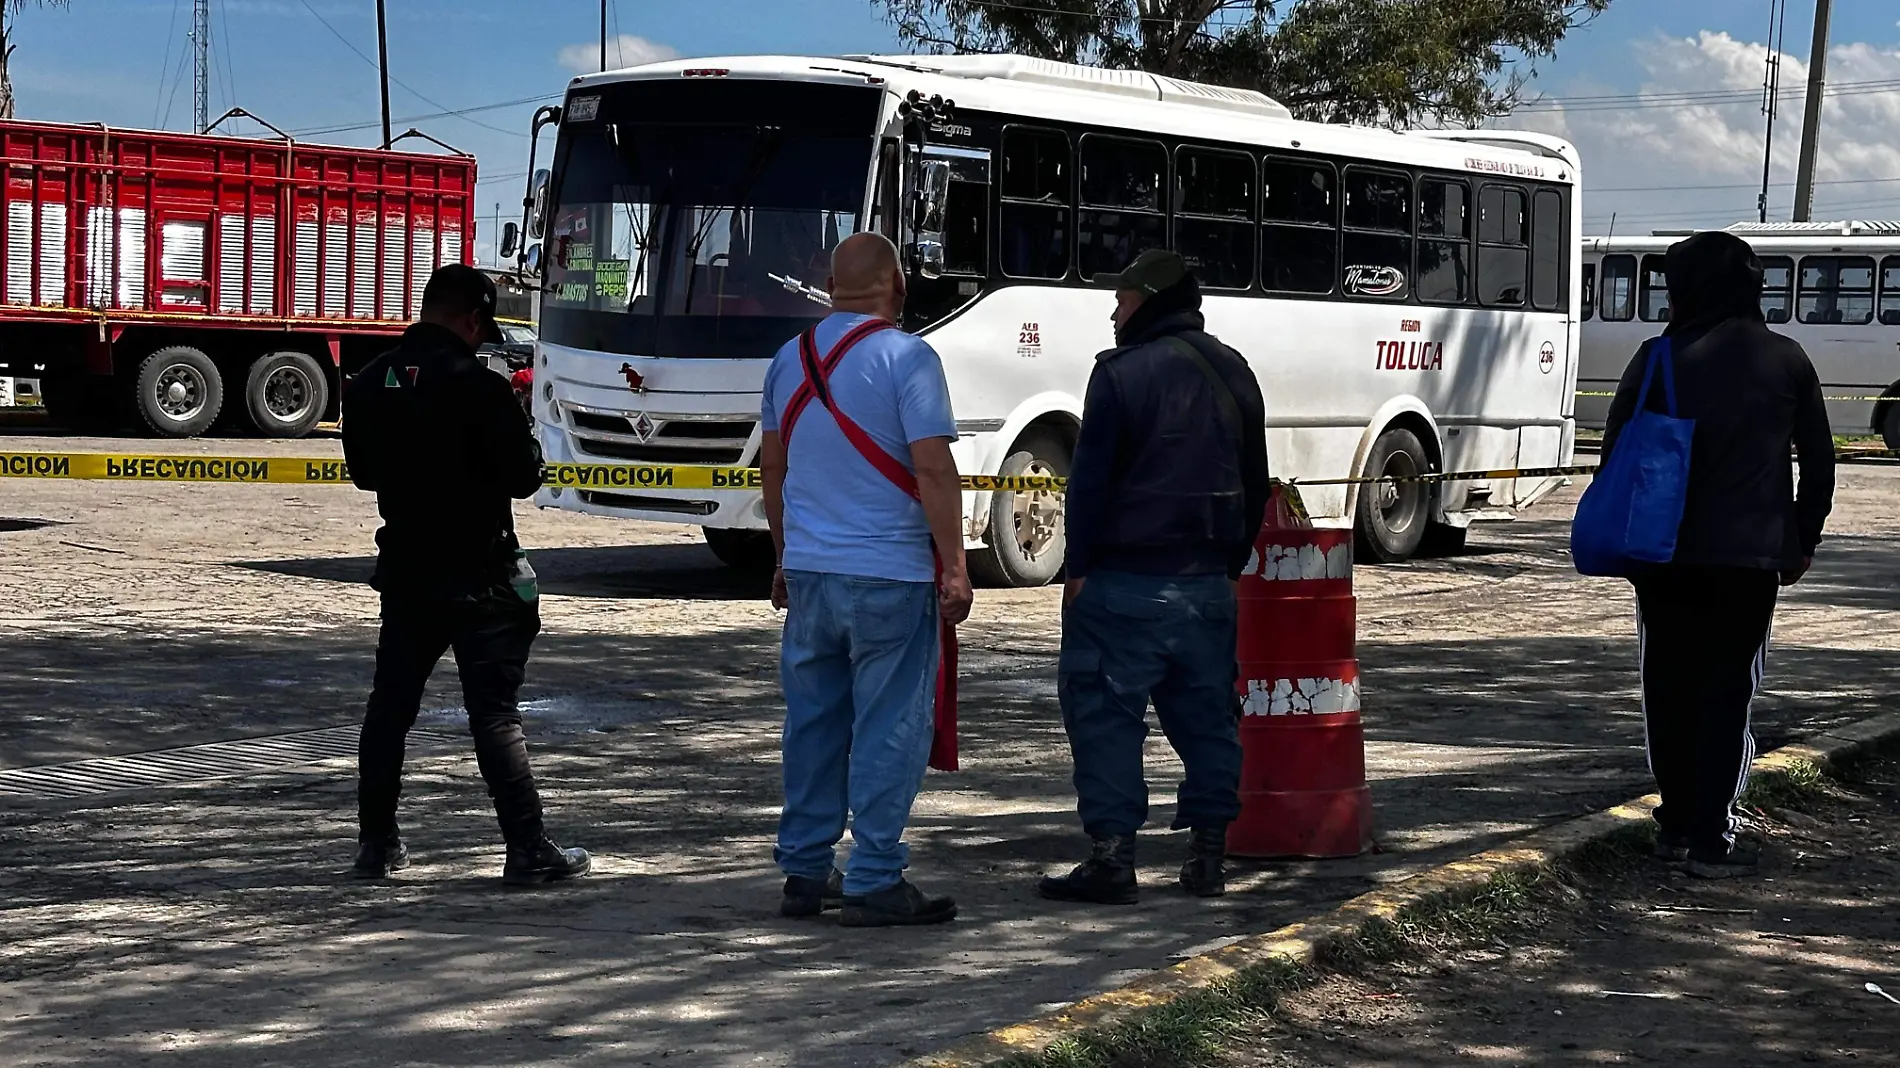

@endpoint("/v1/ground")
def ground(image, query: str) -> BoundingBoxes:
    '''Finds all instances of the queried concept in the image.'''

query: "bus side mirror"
[527,169,552,240]
[525,243,543,274]
[909,238,945,280]
[500,222,521,261]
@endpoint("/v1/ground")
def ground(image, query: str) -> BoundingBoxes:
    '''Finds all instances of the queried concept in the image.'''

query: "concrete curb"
[898,709,1900,1068]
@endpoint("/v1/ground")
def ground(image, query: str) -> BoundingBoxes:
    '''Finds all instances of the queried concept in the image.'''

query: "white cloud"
[1493,31,1900,232]
[557,35,678,75]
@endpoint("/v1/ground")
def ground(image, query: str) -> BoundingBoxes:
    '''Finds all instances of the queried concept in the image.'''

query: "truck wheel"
[970,428,1069,588]
[1353,427,1433,563]
[243,351,329,438]
[703,528,776,574]
[1882,402,1900,452]
[134,346,223,438]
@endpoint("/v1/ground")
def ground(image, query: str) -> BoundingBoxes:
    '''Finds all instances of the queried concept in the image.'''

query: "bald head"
[827,232,906,318]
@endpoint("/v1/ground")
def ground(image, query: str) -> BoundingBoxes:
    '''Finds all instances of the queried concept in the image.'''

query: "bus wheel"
[243,351,329,438]
[134,346,223,438]
[703,528,777,574]
[1354,427,1433,563]
[972,429,1069,588]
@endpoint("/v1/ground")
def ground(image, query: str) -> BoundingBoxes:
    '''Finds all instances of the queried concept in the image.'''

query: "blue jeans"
[1059,570,1243,838]
[776,570,939,896]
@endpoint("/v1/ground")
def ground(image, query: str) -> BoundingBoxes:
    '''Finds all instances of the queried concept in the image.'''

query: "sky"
[8,0,1900,262]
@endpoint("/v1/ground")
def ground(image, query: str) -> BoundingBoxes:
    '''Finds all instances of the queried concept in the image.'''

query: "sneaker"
[1686,840,1761,880]
[1180,825,1228,898]
[1652,830,1690,863]
[781,869,845,918]
[1039,834,1139,905]
[353,837,409,879]
[839,879,957,927]
[502,836,592,887]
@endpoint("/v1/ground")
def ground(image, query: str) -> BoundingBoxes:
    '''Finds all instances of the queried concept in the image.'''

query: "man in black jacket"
[343,264,589,887]
[1602,230,1834,879]
[1040,249,1271,905]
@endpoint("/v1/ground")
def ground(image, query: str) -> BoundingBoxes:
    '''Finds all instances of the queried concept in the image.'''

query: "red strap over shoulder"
[777,317,893,447]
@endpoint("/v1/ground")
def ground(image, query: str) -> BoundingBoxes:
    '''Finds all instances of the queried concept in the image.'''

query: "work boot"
[781,869,845,918]
[502,836,592,887]
[1039,834,1138,905]
[839,879,958,927]
[352,837,409,879]
[1180,825,1228,898]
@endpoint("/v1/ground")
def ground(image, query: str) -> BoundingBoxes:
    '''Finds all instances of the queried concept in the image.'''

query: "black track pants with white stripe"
[1632,565,1779,854]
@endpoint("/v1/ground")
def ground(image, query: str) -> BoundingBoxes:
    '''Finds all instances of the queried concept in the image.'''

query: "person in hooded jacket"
[1039,249,1271,905]
[1601,230,1834,880]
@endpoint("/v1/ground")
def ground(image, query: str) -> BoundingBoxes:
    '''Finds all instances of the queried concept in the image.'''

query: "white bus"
[1579,221,1900,447]
[513,53,1581,583]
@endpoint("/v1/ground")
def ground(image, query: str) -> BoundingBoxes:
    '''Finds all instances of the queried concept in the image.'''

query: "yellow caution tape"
[0,450,1889,493]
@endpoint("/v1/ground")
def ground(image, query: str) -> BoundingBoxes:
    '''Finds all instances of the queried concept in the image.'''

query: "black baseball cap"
[422,263,504,344]
[1109,248,1190,296]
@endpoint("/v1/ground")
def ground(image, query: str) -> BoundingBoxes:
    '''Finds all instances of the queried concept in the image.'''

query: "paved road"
[0,433,1892,1067]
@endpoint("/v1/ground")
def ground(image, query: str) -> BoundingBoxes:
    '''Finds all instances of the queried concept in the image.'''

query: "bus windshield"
[539,79,880,359]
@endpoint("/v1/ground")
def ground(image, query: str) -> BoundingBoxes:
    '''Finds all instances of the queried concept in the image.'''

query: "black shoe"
[839,878,957,927]
[1180,825,1228,898]
[1039,834,1139,905]
[353,837,409,879]
[1652,830,1690,863]
[502,836,592,887]
[1686,840,1761,880]
[781,869,845,918]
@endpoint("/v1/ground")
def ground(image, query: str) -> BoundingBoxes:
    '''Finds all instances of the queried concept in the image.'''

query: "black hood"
[1116,273,1203,346]
[1663,231,1765,335]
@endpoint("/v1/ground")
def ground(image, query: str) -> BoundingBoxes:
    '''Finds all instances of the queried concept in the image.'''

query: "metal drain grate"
[0,726,456,800]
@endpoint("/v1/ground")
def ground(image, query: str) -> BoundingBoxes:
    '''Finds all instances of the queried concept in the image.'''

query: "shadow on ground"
[1,612,1895,1066]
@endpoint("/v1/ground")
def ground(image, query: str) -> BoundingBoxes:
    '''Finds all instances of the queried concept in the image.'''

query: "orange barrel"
[1229,489,1374,858]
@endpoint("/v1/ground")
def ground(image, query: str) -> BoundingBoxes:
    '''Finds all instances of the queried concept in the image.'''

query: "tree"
[875,0,1612,127]
[0,0,69,120]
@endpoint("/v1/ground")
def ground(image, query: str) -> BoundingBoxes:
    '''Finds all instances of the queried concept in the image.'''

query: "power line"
[152,0,183,128]
[291,0,526,139]
[292,92,562,139]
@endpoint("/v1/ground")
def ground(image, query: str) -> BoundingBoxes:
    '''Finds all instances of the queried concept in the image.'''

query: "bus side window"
[1261,157,1337,295]
[1760,255,1794,324]
[1639,254,1670,322]
[1077,135,1168,282]
[998,126,1072,280]
[1800,255,1875,325]
[1599,254,1636,321]
[1341,167,1412,301]
[1477,184,1528,307]
[1173,146,1255,291]
[1530,189,1564,312]
[1881,256,1900,326]
[1416,177,1470,305]
[1582,262,1596,321]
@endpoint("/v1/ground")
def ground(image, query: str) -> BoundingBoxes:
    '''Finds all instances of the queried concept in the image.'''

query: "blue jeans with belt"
[775,570,939,896]
[1059,570,1243,838]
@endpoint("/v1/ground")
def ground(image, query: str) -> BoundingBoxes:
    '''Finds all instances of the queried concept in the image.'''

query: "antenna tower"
[192,0,210,133]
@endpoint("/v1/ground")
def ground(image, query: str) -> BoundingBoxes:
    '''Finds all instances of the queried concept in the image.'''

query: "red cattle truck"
[0,116,475,437]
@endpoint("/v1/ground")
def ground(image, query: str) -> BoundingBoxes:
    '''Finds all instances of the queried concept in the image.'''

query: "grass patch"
[996,845,1651,1068]
[1739,757,1827,810]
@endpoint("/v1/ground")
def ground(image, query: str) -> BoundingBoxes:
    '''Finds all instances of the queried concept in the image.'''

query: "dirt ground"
[0,428,1894,1067]
[1225,750,1900,1068]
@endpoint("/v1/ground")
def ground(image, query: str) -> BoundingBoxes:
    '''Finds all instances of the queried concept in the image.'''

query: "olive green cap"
[1109,248,1189,295]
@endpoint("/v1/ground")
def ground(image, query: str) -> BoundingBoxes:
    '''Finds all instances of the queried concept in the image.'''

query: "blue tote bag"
[1571,337,1696,577]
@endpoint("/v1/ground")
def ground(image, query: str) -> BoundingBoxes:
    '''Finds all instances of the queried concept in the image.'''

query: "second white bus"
[517,53,1582,582]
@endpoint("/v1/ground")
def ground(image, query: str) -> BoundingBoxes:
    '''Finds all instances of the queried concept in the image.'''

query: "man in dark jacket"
[342,263,589,887]
[1601,230,1834,880]
[1040,249,1271,905]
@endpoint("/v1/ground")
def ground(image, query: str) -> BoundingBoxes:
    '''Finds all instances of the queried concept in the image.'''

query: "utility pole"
[192,0,210,133]
[1791,0,1832,223]
[1758,0,1788,224]
[376,0,392,148]
[601,1,609,72]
